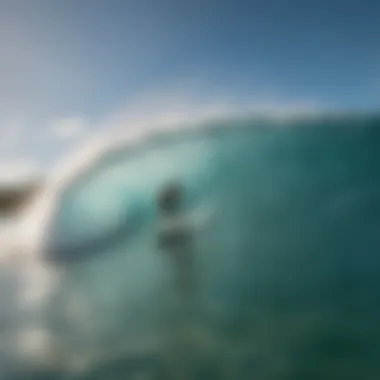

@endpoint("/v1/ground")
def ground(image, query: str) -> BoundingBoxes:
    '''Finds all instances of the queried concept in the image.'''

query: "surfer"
[156,182,200,379]
[156,183,234,380]
[156,182,196,296]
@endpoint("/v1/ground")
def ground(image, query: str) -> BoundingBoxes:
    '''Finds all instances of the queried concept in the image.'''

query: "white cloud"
[0,160,39,185]
[0,118,26,152]
[49,117,89,141]
[98,85,321,135]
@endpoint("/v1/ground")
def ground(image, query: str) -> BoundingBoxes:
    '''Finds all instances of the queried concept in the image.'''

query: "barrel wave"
[8,114,380,379]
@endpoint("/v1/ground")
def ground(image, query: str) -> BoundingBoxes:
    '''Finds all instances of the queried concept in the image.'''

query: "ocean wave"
[2,112,380,378]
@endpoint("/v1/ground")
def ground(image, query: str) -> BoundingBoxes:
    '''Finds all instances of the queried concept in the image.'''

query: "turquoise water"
[40,114,380,378]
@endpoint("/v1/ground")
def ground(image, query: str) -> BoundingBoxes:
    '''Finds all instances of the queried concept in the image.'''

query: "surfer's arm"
[188,202,217,232]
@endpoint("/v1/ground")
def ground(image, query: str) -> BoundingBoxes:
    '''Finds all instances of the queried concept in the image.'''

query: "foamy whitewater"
[1,112,380,379]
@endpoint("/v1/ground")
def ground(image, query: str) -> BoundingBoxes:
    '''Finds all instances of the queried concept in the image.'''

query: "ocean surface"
[2,113,380,379]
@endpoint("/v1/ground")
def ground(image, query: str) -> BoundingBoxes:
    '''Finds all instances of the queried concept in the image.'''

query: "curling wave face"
[3,114,380,378]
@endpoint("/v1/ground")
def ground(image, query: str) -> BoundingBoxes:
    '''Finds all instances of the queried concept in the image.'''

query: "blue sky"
[0,0,379,181]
